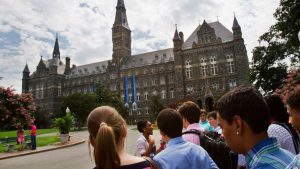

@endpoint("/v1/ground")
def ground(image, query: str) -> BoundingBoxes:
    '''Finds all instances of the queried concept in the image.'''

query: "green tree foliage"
[249,0,300,94]
[149,95,164,121]
[95,84,127,119]
[0,87,35,129]
[61,93,98,130]
[53,112,74,134]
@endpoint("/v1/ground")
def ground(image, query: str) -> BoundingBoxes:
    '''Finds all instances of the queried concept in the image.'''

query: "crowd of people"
[87,85,300,169]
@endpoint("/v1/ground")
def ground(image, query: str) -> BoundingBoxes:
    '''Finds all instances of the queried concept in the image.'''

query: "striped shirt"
[246,137,298,169]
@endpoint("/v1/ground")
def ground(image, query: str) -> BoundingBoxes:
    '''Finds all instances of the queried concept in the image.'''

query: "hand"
[148,135,155,146]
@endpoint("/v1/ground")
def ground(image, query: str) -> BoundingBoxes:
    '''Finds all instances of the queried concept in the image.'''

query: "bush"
[53,112,74,134]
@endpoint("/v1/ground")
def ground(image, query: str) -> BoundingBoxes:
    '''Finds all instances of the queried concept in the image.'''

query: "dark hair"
[207,111,217,120]
[287,87,300,112]
[265,95,288,123]
[215,86,270,133]
[157,108,182,138]
[137,121,147,133]
[205,96,214,112]
[177,101,200,124]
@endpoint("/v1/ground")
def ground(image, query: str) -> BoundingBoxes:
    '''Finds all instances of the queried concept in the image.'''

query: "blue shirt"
[199,120,214,131]
[246,137,298,169]
[153,136,218,169]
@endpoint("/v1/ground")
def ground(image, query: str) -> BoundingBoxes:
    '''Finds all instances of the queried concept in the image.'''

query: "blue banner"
[124,77,128,104]
[132,74,136,103]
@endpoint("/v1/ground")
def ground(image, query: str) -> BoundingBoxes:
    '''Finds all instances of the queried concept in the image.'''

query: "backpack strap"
[143,156,160,169]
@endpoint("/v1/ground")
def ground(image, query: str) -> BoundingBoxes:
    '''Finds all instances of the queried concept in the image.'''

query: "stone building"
[22,0,249,124]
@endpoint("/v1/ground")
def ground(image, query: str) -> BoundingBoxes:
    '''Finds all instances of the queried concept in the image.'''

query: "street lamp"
[66,107,70,114]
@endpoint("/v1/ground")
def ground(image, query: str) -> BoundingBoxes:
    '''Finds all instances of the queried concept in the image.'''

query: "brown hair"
[177,101,200,124]
[287,87,300,112]
[87,106,126,169]
[157,108,183,138]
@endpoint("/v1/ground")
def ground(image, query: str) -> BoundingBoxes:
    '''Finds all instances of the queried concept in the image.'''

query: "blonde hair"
[87,106,126,169]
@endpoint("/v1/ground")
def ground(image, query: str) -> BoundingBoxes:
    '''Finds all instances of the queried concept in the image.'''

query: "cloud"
[0,0,280,93]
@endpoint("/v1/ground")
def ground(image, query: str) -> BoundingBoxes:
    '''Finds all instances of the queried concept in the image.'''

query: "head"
[215,86,270,154]
[177,101,200,129]
[207,111,218,128]
[286,87,300,133]
[200,110,207,122]
[157,108,183,141]
[137,120,153,135]
[87,106,127,169]
[265,94,289,123]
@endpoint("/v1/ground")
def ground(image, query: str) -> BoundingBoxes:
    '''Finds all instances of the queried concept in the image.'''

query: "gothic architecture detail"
[22,0,249,124]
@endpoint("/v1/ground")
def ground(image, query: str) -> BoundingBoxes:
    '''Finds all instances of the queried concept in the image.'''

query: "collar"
[245,137,279,167]
[167,136,185,147]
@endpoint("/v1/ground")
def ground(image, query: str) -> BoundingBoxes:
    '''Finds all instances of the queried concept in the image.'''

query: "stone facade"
[22,0,249,124]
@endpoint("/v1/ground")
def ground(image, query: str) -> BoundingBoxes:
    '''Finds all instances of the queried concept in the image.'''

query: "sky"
[0,0,280,93]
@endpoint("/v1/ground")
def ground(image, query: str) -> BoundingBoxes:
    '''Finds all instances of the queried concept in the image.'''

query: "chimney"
[64,57,71,74]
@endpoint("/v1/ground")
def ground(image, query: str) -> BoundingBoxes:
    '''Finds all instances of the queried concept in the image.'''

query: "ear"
[89,135,95,147]
[233,115,243,135]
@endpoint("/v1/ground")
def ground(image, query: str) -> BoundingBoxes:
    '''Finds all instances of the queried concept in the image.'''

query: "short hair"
[157,108,182,138]
[207,111,217,120]
[215,86,270,133]
[137,121,147,133]
[265,94,288,123]
[287,87,300,112]
[177,101,200,124]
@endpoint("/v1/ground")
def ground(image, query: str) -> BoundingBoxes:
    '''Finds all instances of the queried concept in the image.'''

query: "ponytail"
[94,122,120,169]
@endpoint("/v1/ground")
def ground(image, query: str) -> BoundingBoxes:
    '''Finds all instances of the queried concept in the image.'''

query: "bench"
[0,135,31,152]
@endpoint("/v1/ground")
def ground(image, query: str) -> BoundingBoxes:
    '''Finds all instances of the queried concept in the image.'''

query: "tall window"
[161,90,166,99]
[201,65,208,76]
[145,107,149,114]
[160,77,165,85]
[226,54,235,73]
[186,84,194,95]
[185,60,192,79]
[137,93,141,101]
[212,82,219,90]
[229,79,237,89]
[144,92,148,101]
[210,56,218,75]
[170,90,174,98]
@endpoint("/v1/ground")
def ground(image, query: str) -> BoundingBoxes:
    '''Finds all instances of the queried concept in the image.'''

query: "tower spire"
[114,0,130,29]
[232,14,242,39]
[52,35,60,59]
[173,24,181,41]
[232,13,240,29]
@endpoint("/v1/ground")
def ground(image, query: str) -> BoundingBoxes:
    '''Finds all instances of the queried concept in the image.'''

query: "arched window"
[185,60,192,79]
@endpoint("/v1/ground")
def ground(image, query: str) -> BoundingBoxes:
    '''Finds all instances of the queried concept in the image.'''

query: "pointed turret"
[37,56,46,70]
[52,35,60,59]
[22,63,30,93]
[232,14,242,39]
[173,25,182,51]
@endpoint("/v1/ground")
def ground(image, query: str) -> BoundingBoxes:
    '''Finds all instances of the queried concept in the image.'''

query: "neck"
[143,132,149,139]
[243,132,268,155]
[117,138,125,154]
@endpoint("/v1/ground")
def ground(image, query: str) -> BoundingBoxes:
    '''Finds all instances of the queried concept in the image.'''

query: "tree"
[276,68,300,101]
[149,95,164,122]
[95,84,128,119]
[249,0,300,94]
[61,93,98,130]
[0,87,35,129]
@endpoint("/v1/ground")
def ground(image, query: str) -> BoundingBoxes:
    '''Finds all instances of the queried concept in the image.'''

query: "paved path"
[0,126,161,169]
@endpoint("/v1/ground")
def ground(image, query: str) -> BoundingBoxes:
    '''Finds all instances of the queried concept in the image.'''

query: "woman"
[266,94,300,154]
[87,106,153,169]
[17,125,25,151]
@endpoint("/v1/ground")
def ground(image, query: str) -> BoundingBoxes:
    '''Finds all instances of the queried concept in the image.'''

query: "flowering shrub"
[276,68,300,101]
[0,87,35,129]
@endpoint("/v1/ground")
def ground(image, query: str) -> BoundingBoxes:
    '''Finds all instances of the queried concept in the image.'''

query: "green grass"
[0,128,58,139]
[0,135,60,152]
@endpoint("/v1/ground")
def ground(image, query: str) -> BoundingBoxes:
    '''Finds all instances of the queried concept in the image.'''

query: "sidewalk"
[0,135,85,160]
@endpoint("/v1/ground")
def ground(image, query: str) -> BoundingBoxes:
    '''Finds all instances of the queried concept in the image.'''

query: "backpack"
[183,129,238,169]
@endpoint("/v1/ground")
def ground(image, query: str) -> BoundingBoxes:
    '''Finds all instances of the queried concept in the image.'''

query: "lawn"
[0,128,58,139]
[0,135,60,152]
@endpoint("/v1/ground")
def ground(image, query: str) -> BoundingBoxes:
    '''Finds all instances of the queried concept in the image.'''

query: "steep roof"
[183,21,233,49]
[122,48,174,69]
[66,60,109,79]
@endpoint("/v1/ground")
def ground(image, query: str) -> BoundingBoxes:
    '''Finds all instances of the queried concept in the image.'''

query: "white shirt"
[135,135,156,157]
[268,123,298,154]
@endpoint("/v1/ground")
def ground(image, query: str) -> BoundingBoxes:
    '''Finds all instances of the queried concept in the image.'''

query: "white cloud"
[0,0,280,93]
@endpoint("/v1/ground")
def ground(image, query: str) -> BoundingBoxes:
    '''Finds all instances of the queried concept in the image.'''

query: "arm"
[141,136,155,157]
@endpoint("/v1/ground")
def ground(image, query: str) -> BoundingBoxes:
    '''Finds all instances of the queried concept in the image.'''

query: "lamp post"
[66,107,70,114]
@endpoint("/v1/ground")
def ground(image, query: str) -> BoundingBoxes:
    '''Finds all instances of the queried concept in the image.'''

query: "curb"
[0,135,85,160]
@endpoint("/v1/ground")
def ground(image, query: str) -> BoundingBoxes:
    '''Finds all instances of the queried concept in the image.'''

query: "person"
[87,106,152,169]
[30,121,37,150]
[266,94,300,154]
[177,101,204,145]
[153,108,218,169]
[199,109,214,131]
[215,86,298,168]
[207,111,222,134]
[135,120,164,158]
[17,125,25,151]
[287,87,300,136]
